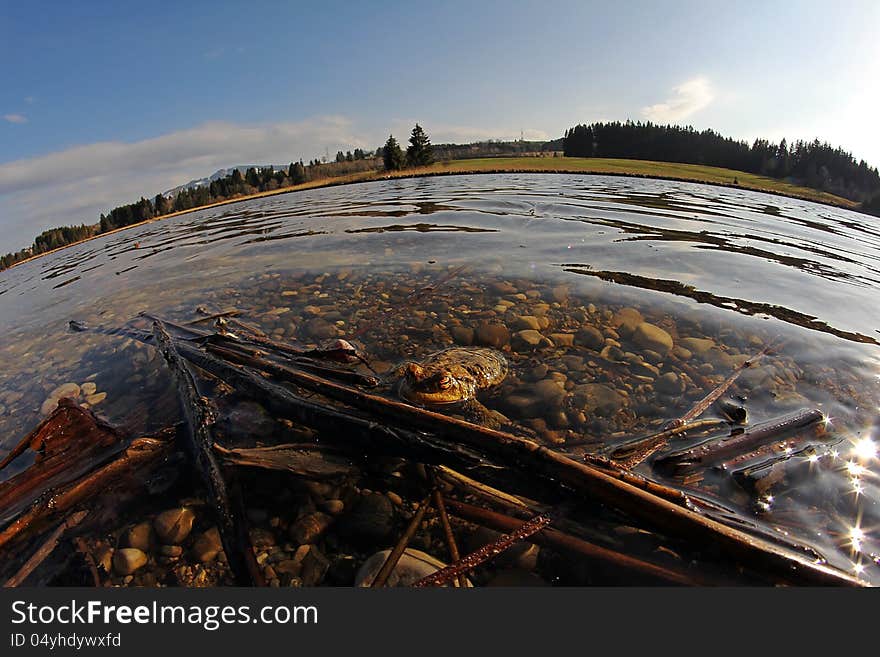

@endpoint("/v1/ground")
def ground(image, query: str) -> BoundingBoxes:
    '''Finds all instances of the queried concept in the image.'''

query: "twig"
[73,537,101,587]
[667,345,770,430]
[4,511,88,587]
[606,419,728,469]
[655,408,825,475]
[427,468,467,588]
[443,500,721,586]
[371,493,433,587]
[412,513,552,587]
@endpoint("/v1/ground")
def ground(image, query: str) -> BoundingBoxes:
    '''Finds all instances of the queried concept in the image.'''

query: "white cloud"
[3,113,27,124]
[0,116,367,252]
[642,77,714,124]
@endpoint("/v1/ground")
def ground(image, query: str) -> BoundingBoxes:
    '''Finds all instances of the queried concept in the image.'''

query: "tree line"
[0,156,379,270]
[564,121,880,208]
[4,120,879,271]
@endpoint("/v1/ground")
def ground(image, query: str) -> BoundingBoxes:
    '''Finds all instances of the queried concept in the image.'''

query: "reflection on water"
[1,173,879,584]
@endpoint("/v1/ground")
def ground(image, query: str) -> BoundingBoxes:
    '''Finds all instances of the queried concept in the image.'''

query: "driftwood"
[4,510,88,587]
[655,408,826,475]
[0,400,125,527]
[0,433,173,553]
[444,499,722,586]
[151,321,263,587]
[71,319,866,586]
[214,443,358,481]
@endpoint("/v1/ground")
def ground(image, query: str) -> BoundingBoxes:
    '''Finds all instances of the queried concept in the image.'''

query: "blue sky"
[1,0,878,252]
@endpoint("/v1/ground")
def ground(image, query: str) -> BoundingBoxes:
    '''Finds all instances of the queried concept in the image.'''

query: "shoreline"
[2,160,864,272]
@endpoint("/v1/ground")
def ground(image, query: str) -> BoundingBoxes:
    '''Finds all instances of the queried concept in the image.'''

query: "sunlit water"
[1,173,878,584]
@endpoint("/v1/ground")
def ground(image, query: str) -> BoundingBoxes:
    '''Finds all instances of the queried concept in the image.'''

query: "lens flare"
[852,438,877,462]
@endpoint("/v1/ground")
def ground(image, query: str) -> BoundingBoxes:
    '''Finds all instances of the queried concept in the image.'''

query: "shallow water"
[1,173,878,584]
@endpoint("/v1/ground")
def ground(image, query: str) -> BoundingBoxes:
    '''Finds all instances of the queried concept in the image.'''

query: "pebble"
[300,546,330,586]
[85,392,107,405]
[81,382,97,396]
[575,326,605,351]
[302,318,338,339]
[655,372,684,395]
[337,493,395,545]
[632,322,673,356]
[611,307,643,335]
[113,548,148,576]
[288,512,333,545]
[153,508,196,544]
[320,499,345,515]
[571,383,626,416]
[512,315,542,331]
[679,337,715,355]
[124,521,154,552]
[549,333,574,347]
[513,329,553,351]
[450,326,474,345]
[159,545,183,557]
[191,528,222,562]
[355,548,470,587]
[474,322,510,348]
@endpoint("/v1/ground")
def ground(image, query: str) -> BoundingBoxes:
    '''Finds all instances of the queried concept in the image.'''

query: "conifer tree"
[405,124,434,167]
[383,135,405,171]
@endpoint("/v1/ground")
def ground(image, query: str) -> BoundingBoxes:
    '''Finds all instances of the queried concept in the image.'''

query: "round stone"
[575,326,605,351]
[113,548,148,576]
[355,548,471,587]
[153,508,196,544]
[632,322,673,356]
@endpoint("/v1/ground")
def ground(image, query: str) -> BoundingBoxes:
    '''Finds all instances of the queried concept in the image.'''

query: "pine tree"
[383,135,405,171]
[405,124,433,167]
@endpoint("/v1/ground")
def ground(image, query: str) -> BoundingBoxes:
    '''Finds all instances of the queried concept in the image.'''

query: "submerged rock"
[337,493,395,545]
[474,322,510,348]
[153,508,196,544]
[113,548,148,576]
[192,528,223,563]
[632,322,673,356]
[354,548,471,587]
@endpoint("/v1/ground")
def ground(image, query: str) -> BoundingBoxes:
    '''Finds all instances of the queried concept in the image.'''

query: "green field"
[394,156,859,208]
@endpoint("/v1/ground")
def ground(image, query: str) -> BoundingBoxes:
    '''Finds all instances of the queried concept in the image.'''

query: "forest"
[564,121,880,206]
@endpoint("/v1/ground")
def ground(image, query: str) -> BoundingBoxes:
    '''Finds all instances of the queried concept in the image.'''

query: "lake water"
[1,173,878,585]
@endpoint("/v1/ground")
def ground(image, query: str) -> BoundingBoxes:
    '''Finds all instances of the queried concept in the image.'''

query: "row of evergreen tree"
[382,124,434,171]
[564,121,880,206]
[1,156,381,269]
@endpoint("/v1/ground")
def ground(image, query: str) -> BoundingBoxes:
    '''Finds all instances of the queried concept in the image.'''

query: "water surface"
[1,173,878,584]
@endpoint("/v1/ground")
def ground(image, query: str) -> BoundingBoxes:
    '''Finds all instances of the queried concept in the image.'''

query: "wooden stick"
[444,500,719,586]
[655,408,825,474]
[667,346,769,430]
[413,513,552,587]
[73,320,865,586]
[4,511,88,587]
[427,467,467,588]
[152,320,264,587]
[371,493,433,587]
